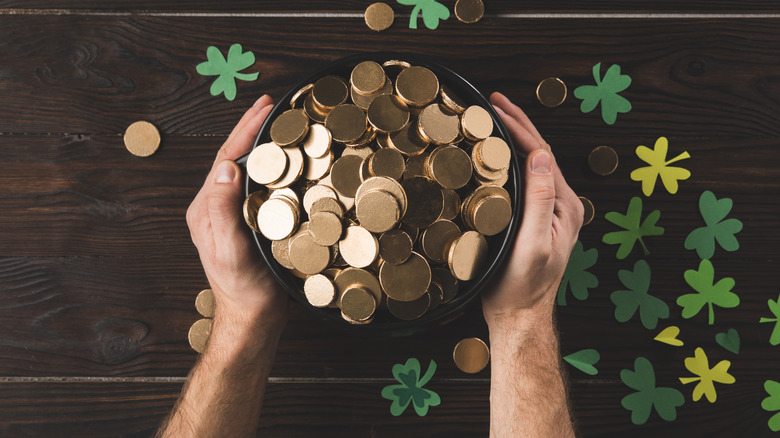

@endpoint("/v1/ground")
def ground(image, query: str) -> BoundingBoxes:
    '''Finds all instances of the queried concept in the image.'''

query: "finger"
[515,149,556,263]
[494,105,547,155]
[223,94,273,149]
[206,160,252,265]
[490,92,547,148]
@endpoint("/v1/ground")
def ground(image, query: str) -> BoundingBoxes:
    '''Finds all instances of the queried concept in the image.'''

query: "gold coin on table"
[188,318,212,354]
[588,145,619,176]
[356,176,407,216]
[453,337,490,373]
[124,121,160,157]
[579,196,595,226]
[265,146,305,189]
[303,184,339,215]
[195,289,215,318]
[289,231,331,275]
[440,85,468,114]
[304,93,329,123]
[367,94,410,134]
[271,237,295,270]
[308,211,343,246]
[364,2,395,32]
[471,195,512,236]
[454,0,485,24]
[536,77,568,108]
[368,147,405,181]
[302,149,334,181]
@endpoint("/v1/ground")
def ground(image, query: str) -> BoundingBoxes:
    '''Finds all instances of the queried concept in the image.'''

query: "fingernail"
[215,161,236,183]
[254,94,269,107]
[531,151,551,174]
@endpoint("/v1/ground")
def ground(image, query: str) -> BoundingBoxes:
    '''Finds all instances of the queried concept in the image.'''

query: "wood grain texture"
[0,17,778,138]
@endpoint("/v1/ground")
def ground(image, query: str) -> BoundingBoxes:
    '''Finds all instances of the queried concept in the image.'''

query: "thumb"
[517,149,556,259]
[207,160,248,259]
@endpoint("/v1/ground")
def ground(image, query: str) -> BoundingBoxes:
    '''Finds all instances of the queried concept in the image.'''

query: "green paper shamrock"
[759,292,780,345]
[603,197,664,259]
[678,259,739,325]
[611,259,669,330]
[563,349,600,376]
[684,191,743,260]
[630,137,691,197]
[715,328,740,354]
[573,62,632,125]
[557,241,599,306]
[762,380,780,432]
[381,358,441,416]
[620,357,685,425]
[397,0,450,30]
[196,44,259,101]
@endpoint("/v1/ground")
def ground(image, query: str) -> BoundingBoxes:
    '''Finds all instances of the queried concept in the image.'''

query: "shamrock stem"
[409,6,421,29]
[760,318,777,323]
[639,238,649,255]
[418,360,437,387]
[665,151,691,166]
[708,303,714,325]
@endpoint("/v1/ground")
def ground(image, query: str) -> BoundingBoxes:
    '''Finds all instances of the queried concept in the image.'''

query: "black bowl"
[239,52,523,332]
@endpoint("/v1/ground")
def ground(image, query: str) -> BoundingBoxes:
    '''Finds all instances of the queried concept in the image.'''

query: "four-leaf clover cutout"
[678,259,740,325]
[679,347,735,403]
[630,137,691,196]
[557,241,599,306]
[196,43,259,101]
[397,0,450,30]
[574,62,632,125]
[684,191,743,260]
[759,292,780,346]
[603,197,665,259]
[381,358,441,416]
[611,260,669,330]
[620,357,685,425]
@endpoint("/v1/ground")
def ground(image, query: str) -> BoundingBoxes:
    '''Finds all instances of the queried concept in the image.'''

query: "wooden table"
[1,1,779,436]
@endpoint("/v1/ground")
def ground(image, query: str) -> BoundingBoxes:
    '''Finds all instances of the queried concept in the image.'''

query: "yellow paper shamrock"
[630,137,691,196]
[679,347,735,403]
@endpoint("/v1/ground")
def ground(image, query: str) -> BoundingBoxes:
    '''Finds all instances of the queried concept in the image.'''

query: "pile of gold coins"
[243,59,514,325]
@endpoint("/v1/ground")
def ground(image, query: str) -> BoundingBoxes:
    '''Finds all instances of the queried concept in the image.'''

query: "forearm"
[157,307,285,438]
[488,306,574,438]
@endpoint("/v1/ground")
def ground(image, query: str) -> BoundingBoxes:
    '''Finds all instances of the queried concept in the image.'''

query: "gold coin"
[403,152,429,179]
[243,190,268,233]
[447,231,488,281]
[418,104,460,145]
[400,222,420,244]
[369,147,405,180]
[304,273,336,307]
[195,289,215,318]
[320,173,356,211]
[536,77,568,108]
[421,219,461,263]
[461,105,494,141]
[356,189,400,233]
[383,59,412,70]
[476,137,511,171]
[454,0,484,24]
[333,267,383,305]
[440,189,461,221]
[312,75,349,109]
[304,93,329,123]
[342,144,374,159]
[340,286,377,321]
[367,94,410,133]
[579,196,595,226]
[325,104,367,144]
[388,120,429,156]
[351,60,387,96]
[310,196,345,218]
[303,184,338,215]
[379,252,431,302]
[378,229,413,265]
[246,142,288,185]
[364,2,395,32]
[308,211,343,246]
[401,176,444,228]
[344,126,376,149]
[269,187,300,205]
[440,85,468,114]
[330,155,364,198]
[352,77,393,110]
[124,121,160,157]
[290,83,314,109]
[453,337,490,373]
[588,145,619,176]
[270,109,310,147]
[188,318,212,353]
[395,66,439,108]
[301,123,332,158]
[387,293,430,320]
[471,195,512,236]
[355,176,407,216]
[341,310,374,325]
[473,163,509,186]
[338,225,378,268]
[257,197,299,241]
[271,237,296,270]
[289,231,331,275]
[426,145,472,189]
[266,146,305,189]
[428,282,444,311]
[303,149,334,181]
[431,266,459,303]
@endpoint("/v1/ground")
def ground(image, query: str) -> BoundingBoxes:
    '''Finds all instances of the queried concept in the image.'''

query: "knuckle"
[207,191,235,224]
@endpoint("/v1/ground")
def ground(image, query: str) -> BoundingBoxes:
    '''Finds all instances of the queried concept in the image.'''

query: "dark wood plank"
[0,379,772,437]
[0,17,778,138]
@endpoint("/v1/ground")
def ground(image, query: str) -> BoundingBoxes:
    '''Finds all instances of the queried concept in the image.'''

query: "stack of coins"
[243,60,514,325]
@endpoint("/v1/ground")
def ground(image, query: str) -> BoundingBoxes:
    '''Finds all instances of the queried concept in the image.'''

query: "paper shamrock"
[396,0,450,30]
[563,349,600,375]
[715,328,740,354]
[654,326,684,346]
[573,62,632,125]
[620,357,685,425]
[611,260,669,330]
[677,259,739,325]
[196,44,259,101]
[679,347,735,403]
[630,137,691,196]
[762,380,780,432]
[381,358,441,416]
[602,197,664,259]
[684,191,743,260]
[557,241,599,306]
[759,292,780,346]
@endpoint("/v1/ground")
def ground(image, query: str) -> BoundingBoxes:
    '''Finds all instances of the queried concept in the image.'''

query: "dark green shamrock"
[611,259,669,330]
[715,328,740,354]
[396,0,450,30]
[557,241,599,305]
[684,190,743,260]
[620,357,685,425]
[602,197,665,259]
[762,380,780,432]
[563,349,600,376]
[381,358,441,416]
[759,292,780,346]
[196,44,259,101]
[573,62,632,125]
[678,259,740,325]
